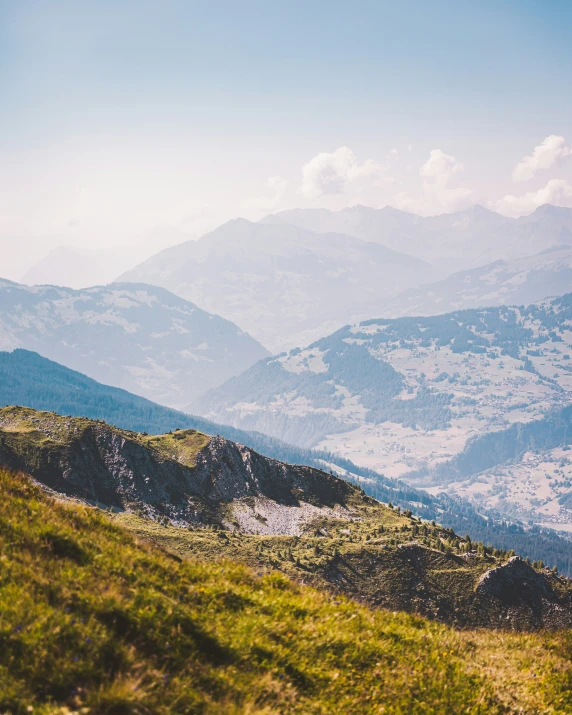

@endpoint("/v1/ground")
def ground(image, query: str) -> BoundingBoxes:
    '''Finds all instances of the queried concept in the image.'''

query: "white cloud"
[512,135,572,182]
[391,149,474,215]
[496,178,572,217]
[300,146,387,198]
[420,149,464,185]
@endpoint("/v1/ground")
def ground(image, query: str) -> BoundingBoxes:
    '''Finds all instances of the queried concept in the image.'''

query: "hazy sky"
[1,0,571,278]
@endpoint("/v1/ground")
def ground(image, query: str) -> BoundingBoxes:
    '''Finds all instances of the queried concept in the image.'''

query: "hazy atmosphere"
[3,3,572,713]
[1,0,571,279]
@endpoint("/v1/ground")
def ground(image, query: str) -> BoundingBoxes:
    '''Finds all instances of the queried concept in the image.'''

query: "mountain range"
[119,204,572,351]
[0,281,268,408]
[119,218,438,351]
[268,203,572,274]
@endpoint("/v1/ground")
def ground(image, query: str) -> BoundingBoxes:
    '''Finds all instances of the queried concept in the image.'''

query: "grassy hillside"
[2,405,572,630]
[3,467,572,714]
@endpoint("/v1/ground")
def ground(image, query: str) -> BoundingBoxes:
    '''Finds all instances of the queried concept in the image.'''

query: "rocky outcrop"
[476,556,553,600]
[474,556,572,629]
[0,407,355,529]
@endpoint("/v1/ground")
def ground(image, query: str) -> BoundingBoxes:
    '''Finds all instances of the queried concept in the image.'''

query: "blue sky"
[0,0,571,273]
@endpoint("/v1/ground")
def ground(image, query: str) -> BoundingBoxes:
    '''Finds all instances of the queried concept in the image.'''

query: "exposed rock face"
[0,407,353,529]
[475,556,572,629]
[476,556,553,600]
[230,496,352,536]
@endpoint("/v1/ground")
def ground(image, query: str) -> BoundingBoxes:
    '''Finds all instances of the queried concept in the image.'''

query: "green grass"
[140,431,211,467]
[0,407,211,468]
[114,501,555,626]
[2,469,572,714]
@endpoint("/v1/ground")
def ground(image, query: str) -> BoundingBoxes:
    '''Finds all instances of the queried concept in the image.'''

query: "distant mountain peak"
[450,204,503,220]
[532,203,572,217]
[378,204,418,218]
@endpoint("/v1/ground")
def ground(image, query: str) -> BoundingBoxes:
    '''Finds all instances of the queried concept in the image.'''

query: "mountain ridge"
[0,280,268,408]
[268,203,572,274]
[118,218,439,351]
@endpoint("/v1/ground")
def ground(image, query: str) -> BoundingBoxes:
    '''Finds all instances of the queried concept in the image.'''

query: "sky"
[0,0,571,278]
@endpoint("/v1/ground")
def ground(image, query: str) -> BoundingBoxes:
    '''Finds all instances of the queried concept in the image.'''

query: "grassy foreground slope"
[2,469,572,715]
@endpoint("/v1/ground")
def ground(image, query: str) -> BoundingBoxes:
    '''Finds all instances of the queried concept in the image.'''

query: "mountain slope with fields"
[195,294,572,532]
[413,404,572,532]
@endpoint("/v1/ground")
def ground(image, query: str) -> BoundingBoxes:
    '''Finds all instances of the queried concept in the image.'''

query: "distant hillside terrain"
[196,294,572,531]
[0,281,268,408]
[382,244,572,317]
[5,468,572,714]
[118,218,438,351]
[413,404,572,532]
[2,407,572,630]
